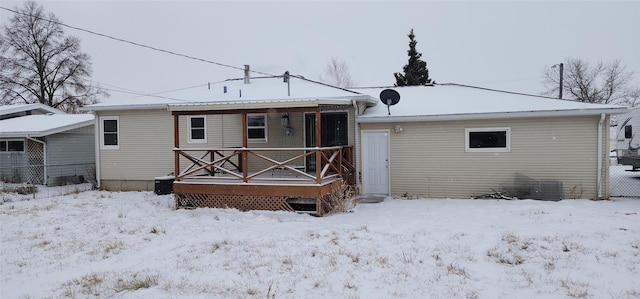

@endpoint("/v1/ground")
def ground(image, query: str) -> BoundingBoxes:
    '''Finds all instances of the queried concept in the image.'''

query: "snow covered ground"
[1,186,639,298]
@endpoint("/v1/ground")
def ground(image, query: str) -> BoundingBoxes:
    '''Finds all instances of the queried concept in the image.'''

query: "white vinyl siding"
[98,110,173,183]
[359,115,608,200]
[46,125,96,186]
[98,110,243,189]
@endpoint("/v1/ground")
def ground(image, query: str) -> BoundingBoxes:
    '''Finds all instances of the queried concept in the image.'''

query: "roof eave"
[0,103,65,116]
[80,104,171,112]
[356,108,629,123]
[0,119,94,138]
[168,95,377,112]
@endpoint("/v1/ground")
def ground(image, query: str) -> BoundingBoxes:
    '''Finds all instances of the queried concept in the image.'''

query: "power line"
[98,78,234,101]
[0,6,276,77]
[466,76,544,85]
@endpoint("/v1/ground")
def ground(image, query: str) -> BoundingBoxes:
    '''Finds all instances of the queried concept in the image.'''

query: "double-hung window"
[188,116,206,143]
[465,127,511,152]
[247,114,267,142]
[100,116,119,149]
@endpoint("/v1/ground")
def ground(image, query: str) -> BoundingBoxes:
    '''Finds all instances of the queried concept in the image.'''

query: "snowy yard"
[1,188,640,298]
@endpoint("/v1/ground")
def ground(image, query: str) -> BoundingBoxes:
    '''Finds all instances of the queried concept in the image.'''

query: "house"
[353,84,626,200]
[83,71,375,214]
[82,72,626,213]
[0,103,95,186]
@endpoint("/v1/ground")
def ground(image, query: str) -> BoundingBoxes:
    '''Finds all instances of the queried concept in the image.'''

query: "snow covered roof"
[0,103,64,117]
[84,75,377,112]
[354,84,628,123]
[0,114,94,138]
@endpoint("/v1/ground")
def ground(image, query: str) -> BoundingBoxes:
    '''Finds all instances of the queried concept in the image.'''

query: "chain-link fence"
[0,163,95,187]
[610,158,640,198]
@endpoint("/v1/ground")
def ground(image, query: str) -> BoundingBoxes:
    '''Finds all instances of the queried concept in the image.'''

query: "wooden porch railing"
[174,146,354,185]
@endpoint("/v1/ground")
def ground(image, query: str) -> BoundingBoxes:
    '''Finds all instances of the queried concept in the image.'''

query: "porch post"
[315,108,321,184]
[173,113,180,181]
[242,111,248,182]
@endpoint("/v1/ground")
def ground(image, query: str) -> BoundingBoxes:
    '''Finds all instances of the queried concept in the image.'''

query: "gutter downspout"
[93,113,101,189]
[352,100,360,190]
[597,113,605,199]
[26,136,46,185]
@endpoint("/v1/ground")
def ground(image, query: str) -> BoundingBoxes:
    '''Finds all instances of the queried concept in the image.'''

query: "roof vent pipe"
[284,71,290,96]
[244,65,250,84]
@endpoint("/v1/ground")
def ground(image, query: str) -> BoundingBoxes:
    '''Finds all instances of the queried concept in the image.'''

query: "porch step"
[355,194,386,203]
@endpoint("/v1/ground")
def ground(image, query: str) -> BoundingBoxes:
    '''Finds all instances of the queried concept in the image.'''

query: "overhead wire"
[0,6,276,77]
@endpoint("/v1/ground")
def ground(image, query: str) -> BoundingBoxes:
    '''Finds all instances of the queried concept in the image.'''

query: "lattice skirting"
[27,139,44,185]
[175,193,299,212]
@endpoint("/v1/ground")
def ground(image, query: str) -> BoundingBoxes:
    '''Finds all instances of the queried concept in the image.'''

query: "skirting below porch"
[173,179,345,216]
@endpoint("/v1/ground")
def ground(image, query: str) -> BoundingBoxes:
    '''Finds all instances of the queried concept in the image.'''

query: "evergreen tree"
[394,29,432,86]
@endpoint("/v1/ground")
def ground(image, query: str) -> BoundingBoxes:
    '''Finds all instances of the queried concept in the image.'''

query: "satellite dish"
[379,89,401,115]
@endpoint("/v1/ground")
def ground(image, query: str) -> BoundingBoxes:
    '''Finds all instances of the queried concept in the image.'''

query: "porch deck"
[173,146,355,215]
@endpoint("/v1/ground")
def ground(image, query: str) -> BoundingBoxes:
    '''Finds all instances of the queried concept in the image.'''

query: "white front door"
[362,130,390,195]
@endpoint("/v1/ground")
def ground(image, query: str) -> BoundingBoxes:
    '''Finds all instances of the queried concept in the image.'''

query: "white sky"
[1,1,639,99]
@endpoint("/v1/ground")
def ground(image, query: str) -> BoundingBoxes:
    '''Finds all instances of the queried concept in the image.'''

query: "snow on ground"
[1,187,639,299]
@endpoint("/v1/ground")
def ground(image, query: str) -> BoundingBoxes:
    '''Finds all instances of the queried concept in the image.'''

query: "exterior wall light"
[394,124,403,133]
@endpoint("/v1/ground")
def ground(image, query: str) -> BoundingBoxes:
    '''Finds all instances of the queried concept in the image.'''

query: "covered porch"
[171,104,356,215]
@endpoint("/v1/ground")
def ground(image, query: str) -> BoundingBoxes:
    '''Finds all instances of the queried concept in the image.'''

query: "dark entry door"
[305,112,348,171]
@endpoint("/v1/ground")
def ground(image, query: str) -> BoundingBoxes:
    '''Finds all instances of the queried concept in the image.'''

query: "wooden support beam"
[315,108,321,184]
[173,114,180,181]
[241,112,248,182]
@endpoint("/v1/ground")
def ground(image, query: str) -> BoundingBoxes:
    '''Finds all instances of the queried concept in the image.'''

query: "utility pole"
[558,63,563,99]
[552,63,564,99]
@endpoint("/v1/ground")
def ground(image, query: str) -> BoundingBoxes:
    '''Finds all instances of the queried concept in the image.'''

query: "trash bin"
[154,176,175,195]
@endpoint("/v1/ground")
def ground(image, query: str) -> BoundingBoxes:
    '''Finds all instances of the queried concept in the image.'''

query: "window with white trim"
[0,140,25,152]
[247,114,267,142]
[188,116,206,143]
[100,116,119,149]
[465,127,510,152]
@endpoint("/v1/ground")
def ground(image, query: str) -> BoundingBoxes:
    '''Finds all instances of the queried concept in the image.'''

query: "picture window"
[465,128,510,152]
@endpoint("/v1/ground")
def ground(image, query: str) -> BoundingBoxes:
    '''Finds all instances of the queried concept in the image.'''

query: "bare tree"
[623,88,640,107]
[319,57,354,88]
[542,58,635,105]
[0,1,107,113]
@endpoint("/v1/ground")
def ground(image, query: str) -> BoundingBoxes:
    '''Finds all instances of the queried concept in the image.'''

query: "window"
[625,125,632,139]
[465,127,510,152]
[100,116,119,149]
[0,140,24,152]
[247,114,267,142]
[188,116,206,143]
